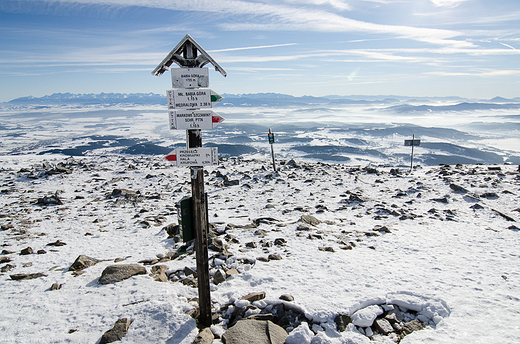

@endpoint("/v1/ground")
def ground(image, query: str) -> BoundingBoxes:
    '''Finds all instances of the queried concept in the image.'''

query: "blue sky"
[0,0,519,102]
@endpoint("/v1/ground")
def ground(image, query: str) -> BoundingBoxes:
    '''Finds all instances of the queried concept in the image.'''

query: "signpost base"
[191,167,212,328]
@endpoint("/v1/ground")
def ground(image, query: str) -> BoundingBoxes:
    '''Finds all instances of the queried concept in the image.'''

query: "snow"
[0,101,520,343]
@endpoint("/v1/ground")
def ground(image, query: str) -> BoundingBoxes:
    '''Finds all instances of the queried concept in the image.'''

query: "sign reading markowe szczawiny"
[169,110,225,130]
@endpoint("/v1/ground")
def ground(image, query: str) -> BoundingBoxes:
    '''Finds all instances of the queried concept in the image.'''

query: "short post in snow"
[404,134,421,172]
[153,34,226,328]
[268,128,276,172]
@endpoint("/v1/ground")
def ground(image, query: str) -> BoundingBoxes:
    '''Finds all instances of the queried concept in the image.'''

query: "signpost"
[268,128,276,172]
[153,34,227,328]
[404,134,420,171]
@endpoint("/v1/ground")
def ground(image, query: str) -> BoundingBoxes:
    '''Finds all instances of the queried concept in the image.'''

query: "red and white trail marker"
[165,147,218,167]
[169,110,225,130]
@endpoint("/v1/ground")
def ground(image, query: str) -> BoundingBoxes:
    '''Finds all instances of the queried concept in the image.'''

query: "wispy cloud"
[429,0,467,8]
[427,69,520,77]
[209,43,298,53]
[19,0,469,47]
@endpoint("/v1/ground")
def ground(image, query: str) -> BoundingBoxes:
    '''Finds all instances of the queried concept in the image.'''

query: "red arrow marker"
[212,115,225,124]
[165,153,177,162]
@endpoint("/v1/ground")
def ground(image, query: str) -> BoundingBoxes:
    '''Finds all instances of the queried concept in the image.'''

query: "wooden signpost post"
[153,34,226,328]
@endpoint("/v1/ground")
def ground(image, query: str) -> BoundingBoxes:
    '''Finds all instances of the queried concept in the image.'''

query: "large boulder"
[98,264,146,285]
[222,319,287,344]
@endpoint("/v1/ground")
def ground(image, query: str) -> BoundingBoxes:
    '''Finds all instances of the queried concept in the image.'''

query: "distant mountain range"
[2,92,520,110]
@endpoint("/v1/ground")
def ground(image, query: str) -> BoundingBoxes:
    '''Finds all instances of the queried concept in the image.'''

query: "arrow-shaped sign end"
[212,115,225,124]
[165,153,177,162]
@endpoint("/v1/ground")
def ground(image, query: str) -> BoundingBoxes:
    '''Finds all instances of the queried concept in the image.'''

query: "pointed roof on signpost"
[152,34,227,77]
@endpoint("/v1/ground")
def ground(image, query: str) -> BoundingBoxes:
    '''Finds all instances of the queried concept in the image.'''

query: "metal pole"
[410,134,415,172]
[269,128,276,172]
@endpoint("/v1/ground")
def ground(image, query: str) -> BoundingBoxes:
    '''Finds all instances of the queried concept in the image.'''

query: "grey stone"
[334,313,352,332]
[241,292,266,302]
[214,270,226,285]
[69,255,101,271]
[99,318,132,344]
[399,319,426,337]
[300,215,320,226]
[222,320,287,344]
[10,272,47,281]
[20,247,33,255]
[268,254,282,261]
[98,264,146,285]
[279,294,294,302]
[374,318,394,335]
[37,194,63,205]
[193,327,214,344]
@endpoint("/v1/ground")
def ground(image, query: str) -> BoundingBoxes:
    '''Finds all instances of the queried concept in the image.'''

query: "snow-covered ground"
[0,153,519,343]
[1,99,519,343]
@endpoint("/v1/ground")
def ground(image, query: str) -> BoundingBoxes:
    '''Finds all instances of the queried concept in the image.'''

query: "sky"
[0,0,519,102]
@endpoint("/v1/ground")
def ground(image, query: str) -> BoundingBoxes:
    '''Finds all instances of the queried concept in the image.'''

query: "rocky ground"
[1,155,519,343]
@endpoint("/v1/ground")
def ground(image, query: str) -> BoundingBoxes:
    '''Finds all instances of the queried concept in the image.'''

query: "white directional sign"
[167,89,223,109]
[169,110,225,130]
[165,147,218,167]
[171,68,209,88]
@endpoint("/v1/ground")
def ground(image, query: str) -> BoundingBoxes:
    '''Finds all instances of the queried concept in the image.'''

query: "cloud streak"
[14,0,469,47]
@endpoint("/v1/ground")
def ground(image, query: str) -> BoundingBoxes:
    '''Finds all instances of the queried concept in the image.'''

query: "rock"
[1,264,15,272]
[69,255,101,271]
[481,192,499,199]
[374,318,394,335]
[334,313,352,332]
[37,249,47,254]
[99,318,132,344]
[98,264,146,285]
[194,327,214,344]
[20,247,33,255]
[351,305,383,327]
[300,215,320,226]
[241,292,266,302]
[180,277,198,287]
[373,225,391,233]
[225,268,239,278]
[214,270,226,285]
[50,283,63,290]
[279,294,294,302]
[268,254,282,261]
[163,224,181,238]
[150,265,168,282]
[493,209,516,222]
[37,194,63,205]
[399,319,426,337]
[449,184,468,193]
[46,240,66,247]
[222,320,287,344]
[10,272,47,281]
